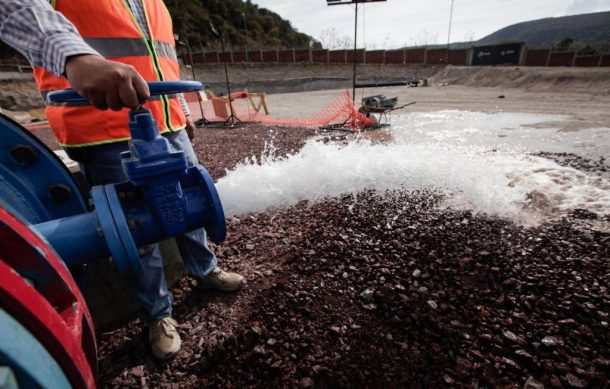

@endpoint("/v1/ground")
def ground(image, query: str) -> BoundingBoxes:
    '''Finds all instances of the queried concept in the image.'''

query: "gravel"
[83,124,609,388]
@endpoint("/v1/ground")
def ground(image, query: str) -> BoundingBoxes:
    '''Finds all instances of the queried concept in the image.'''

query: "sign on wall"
[471,43,524,65]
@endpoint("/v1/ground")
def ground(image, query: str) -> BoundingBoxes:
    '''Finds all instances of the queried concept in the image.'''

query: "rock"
[564,373,586,388]
[360,289,374,302]
[541,336,560,346]
[523,377,545,389]
[503,330,526,345]
[427,300,438,309]
[245,244,255,251]
[130,365,145,378]
[299,377,315,388]
[412,269,421,278]
[330,326,342,335]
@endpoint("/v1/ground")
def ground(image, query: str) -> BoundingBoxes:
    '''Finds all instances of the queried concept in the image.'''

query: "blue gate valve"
[32,81,227,276]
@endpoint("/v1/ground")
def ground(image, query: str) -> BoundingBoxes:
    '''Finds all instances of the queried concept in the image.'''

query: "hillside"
[0,1,317,60]
[165,0,317,49]
[477,11,610,53]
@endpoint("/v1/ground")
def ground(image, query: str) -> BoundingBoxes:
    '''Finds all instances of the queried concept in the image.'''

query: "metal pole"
[242,13,249,63]
[185,39,205,123]
[446,0,455,65]
[352,2,358,103]
[221,37,237,124]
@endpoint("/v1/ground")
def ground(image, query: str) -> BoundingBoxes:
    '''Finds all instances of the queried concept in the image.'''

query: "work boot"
[149,317,181,360]
[196,267,245,292]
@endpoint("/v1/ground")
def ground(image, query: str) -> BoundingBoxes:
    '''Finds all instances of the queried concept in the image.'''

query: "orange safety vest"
[34,0,185,147]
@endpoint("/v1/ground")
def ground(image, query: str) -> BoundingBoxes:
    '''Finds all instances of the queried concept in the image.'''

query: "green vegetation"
[553,37,599,56]
[553,37,574,52]
[0,0,318,60]
[165,0,319,49]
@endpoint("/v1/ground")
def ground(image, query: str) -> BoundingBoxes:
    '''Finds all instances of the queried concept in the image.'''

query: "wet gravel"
[87,124,610,388]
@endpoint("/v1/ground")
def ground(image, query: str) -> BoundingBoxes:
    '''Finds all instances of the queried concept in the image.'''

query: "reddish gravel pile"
[92,124,610,388]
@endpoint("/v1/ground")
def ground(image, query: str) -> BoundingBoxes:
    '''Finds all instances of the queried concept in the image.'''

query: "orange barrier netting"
[186,90,375,130]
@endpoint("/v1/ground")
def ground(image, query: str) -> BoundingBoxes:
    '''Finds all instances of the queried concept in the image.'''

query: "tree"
[554,37,574,52]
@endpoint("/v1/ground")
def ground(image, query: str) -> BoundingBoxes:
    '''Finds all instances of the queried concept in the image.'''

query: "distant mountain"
[477,11,610,52]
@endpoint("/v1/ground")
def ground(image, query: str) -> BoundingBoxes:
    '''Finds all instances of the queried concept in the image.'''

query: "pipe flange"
[103,184,144,275]
[91,186,140,276]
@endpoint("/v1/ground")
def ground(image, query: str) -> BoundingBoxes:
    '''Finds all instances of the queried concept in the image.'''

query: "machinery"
[0,81,225,388]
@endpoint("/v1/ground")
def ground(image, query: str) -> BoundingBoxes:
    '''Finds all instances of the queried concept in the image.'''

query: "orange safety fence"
[186,90,375,130]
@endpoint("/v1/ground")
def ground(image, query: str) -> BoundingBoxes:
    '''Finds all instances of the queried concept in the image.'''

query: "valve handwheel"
[46,80,203,104]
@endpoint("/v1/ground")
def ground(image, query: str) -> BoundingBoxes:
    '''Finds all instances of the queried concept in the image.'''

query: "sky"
[249,0,610,49]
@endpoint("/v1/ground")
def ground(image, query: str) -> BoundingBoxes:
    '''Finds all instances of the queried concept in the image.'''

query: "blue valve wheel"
[47,81,204,104]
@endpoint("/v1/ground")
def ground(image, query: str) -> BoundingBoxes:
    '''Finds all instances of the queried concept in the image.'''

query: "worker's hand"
[65,54,150,111]
[185,117,196,140]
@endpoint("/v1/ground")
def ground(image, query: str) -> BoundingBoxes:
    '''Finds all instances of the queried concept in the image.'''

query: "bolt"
[48,183,72,203]
[118,191,135,200]
[10,144,38,165]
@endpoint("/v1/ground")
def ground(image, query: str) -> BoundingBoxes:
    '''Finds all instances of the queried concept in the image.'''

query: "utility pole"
[352,2,358,102]
[326,0,387,104]
[242,13,249,63]
[175,34,206,125]
[446,0,455,65]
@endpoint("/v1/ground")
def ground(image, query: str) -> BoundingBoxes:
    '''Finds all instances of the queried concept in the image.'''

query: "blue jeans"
[66,130,217,322]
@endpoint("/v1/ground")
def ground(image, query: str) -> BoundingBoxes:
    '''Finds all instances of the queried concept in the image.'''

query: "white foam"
[215,111,610,223]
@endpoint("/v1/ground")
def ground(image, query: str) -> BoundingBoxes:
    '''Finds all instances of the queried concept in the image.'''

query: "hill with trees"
[165,0,316,50]
[0,0,317,60]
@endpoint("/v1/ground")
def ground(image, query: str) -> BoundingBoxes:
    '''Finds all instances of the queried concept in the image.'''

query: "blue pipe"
[33,165,225,269]
[33,211,108,268]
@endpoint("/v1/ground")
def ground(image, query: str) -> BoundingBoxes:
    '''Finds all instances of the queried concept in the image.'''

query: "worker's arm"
[0,0,149,110]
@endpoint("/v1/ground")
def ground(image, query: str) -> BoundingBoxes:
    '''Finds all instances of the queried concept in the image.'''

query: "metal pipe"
[352,2,358,103]
[33,212,109,267]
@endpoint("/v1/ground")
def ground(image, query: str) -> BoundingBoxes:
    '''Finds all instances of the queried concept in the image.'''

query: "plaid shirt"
[0,0,190,115]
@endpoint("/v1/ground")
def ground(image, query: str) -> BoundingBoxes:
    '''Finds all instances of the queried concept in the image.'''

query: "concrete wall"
[525,49,549,66]
[180,45,607,68]
[548,52,575,67]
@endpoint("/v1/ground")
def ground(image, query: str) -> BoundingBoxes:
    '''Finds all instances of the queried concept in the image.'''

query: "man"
[0,0,244,359]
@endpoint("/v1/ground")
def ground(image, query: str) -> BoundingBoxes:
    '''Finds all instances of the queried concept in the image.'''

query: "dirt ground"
[3,65,609,387]
[92,123,609,389]
[95,99,608,388]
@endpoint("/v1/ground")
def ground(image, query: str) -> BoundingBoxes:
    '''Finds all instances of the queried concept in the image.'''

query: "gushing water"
[216,111,610,224]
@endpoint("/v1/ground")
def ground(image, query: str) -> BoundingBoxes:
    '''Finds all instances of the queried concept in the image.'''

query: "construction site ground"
[4,64,609,388]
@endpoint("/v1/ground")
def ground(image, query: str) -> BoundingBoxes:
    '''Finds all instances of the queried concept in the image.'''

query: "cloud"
[563,0,610,15]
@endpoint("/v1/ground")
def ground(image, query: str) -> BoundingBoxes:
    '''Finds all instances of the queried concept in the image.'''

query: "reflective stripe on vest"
[34,0,185,147]
[83,38,177,61]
